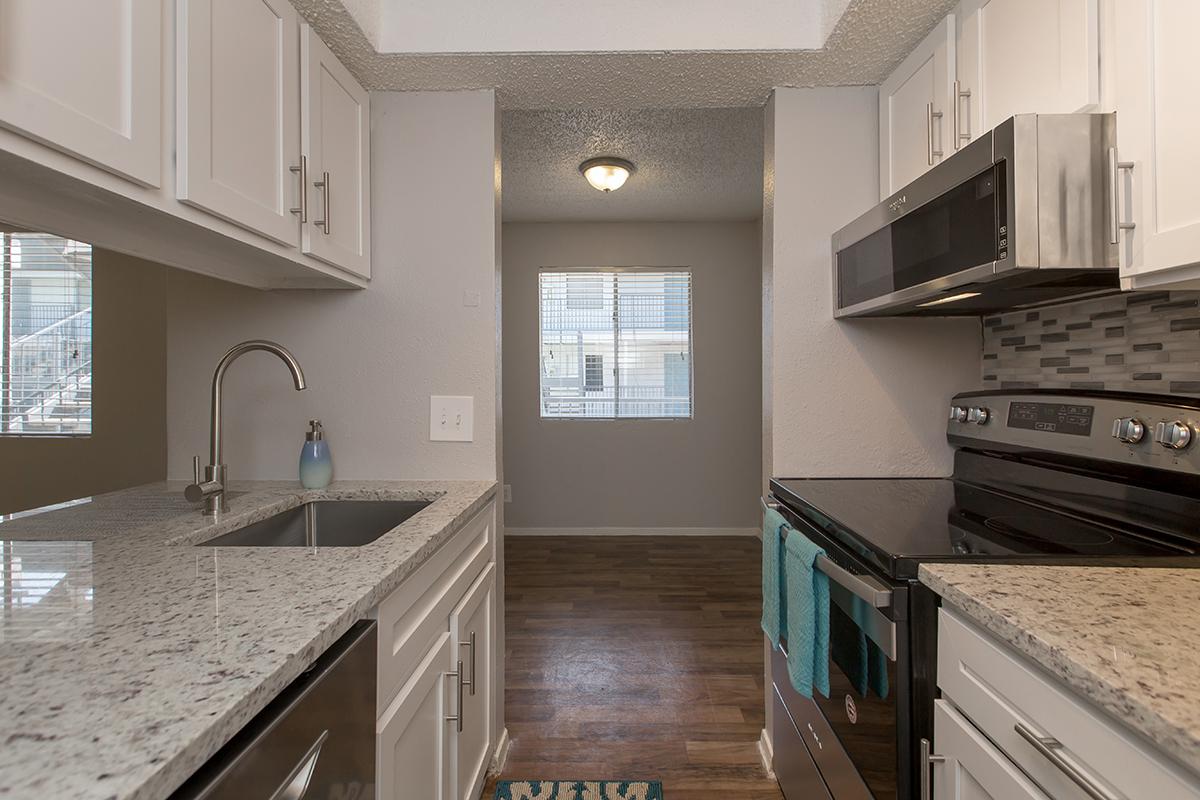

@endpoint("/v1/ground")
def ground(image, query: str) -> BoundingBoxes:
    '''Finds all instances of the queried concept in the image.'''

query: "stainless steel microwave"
[832,113,1121,318]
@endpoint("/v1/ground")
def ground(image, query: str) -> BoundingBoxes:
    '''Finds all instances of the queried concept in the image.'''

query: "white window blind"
[0,232,93,435]
[539,269,692,419]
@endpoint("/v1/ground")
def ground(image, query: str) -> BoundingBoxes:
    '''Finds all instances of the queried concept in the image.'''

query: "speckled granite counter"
[0,479,497,800]
[920,563,1200,776]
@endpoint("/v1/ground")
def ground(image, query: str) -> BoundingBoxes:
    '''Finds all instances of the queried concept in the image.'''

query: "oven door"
[771,507,910,800]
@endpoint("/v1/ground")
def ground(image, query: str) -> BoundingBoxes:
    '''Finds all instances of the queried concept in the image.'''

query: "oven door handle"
[763,497,893,609]
[816,553,893,609]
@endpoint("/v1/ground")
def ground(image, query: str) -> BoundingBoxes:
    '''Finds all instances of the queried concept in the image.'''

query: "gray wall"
[981,291,1200,393]
[763,87,981,483]
[0,249,167,514]
[502,221,762,532]
[165,91,501,482]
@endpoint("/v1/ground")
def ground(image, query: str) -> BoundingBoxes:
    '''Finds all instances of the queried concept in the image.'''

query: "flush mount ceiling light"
[580,157,635,192]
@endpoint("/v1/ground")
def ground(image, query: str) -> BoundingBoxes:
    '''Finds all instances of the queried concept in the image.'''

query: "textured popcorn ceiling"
[289,0,958,109]
[502,108,763,222]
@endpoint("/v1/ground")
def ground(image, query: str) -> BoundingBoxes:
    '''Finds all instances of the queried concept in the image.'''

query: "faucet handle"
[185,455,223,504]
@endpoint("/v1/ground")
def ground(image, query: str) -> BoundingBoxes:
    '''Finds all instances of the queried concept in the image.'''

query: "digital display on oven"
[1007,402,1094,436]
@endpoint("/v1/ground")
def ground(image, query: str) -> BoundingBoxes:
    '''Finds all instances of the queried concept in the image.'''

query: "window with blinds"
[0,231,93,435]
[539,269,692,419]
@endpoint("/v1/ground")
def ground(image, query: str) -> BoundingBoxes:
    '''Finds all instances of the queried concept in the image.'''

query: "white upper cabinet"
[177,0,303,247]
[879,17,955,199]
[0,0,162,186]
[1113,0,1200,289]
[955,0,1100,140]
[301,25,371,279]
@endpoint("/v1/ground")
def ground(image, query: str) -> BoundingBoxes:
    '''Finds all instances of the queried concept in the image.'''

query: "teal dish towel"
[761,506,788,646]
[784,528,831,699]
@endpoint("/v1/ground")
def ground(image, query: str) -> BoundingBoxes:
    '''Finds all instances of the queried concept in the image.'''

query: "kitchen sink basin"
[197,500,432,547]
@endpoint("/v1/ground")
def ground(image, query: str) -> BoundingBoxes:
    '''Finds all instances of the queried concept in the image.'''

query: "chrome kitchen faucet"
[185,340,307,515]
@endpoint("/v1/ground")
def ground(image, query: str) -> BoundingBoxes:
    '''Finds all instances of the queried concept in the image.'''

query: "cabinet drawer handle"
[289,155,308,223]
[1014,722,1118,800]
[444,661,464,733]
[953,80,972,150]
[269,729,328,800]
[459,631,477,696]
[313,171,331,235]
[1108,148,1136,245]
[919,737,944,800]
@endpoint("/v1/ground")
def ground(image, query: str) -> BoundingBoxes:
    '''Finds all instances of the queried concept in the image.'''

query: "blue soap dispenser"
[299,419,333,489]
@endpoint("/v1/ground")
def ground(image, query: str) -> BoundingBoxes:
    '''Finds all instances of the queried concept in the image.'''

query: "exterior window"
[0,232,93,435]
[539,269,692,419]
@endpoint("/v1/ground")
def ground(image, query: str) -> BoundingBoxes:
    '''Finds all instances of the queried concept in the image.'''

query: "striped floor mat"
[493,780,664,800]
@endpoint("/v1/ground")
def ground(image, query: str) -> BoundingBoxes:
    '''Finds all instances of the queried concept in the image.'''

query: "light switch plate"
[430,396,474,442]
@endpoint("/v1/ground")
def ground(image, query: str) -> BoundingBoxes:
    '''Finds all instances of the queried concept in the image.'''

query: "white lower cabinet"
[451,563,496,800]
[934,608,1200,800]
[377,631,453,800]
[375,499,498,800]
[932,700,1048,800]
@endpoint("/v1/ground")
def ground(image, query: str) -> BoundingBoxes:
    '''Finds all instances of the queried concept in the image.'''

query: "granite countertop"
[920,563,1200,776]
[0,479,497,800]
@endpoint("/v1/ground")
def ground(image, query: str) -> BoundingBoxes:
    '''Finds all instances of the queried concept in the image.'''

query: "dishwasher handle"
[269,730,328,800]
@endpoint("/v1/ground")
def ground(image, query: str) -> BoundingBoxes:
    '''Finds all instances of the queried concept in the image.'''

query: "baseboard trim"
[758,727,775,779]
[489,727,511,775]
[506,526,760,537]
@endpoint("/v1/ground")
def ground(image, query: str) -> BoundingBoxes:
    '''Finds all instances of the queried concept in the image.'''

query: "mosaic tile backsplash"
[982,291,1200,395]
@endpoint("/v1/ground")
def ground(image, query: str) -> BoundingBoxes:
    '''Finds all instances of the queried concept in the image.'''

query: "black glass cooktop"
[769,476,1199,580]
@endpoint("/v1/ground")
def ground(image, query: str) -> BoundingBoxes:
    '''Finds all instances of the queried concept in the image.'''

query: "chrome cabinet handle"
[441,662,458,734]
[268,729,328,800]
[927,103,944,166]
[459,631,477,696]
[920,737,945,800]
[313,171,330,235]
[289,155,308,223]
[953,80,972,150]
[1108,147,1136,245]
[1014,723,1118,800]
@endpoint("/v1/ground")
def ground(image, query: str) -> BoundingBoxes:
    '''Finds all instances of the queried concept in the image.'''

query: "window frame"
[537,265,694,421]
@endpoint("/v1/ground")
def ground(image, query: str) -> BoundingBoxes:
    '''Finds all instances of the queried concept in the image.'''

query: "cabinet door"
[450,563,495,800]
[956,0,1099,141]
[1115,0,1200,287]
[932,700,1049,800]
[301,24,371,279]
[0,0,162,186]
[879,16,955,199]
[378,632,453,800]
[176,0,302,247]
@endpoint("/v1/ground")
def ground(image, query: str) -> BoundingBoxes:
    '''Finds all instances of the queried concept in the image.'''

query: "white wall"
[764,87,980,481]
[502,221,762,533]
[165,91,501,482]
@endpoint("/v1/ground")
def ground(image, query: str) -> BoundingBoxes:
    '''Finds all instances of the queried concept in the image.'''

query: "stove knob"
[1111,417,1146,444]
[1154,420,1193,451]
[949,406,968,423]
[966,407,990,425]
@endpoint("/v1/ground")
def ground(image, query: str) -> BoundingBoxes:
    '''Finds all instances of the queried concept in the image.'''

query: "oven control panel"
[947,392,1200,474]
[1006,401,1094,436]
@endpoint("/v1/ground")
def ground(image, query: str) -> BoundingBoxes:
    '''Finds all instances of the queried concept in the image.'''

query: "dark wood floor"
[481,535,783,800]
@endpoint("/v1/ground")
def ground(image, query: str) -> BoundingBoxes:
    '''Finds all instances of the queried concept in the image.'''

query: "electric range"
[766,389,1200,800]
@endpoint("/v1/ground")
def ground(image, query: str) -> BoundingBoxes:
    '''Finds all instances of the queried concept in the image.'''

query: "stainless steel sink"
[197,500,432,547]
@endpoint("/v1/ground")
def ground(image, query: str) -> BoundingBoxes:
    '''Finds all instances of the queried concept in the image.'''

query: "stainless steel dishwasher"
[171,620,376,800]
